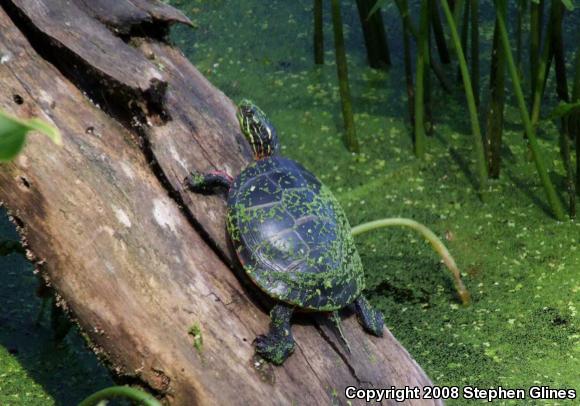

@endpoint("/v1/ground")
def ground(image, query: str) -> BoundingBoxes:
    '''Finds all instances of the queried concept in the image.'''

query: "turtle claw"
[186,170,232,194]
[185,170,206,192]
[355,296,384,337]
[363,309,384,337]
[255,333,295,365]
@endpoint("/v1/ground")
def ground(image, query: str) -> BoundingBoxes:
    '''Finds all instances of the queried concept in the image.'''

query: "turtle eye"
[242,106,252,117]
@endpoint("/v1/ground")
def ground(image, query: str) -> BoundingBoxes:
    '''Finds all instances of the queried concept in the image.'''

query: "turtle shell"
[226,156,364,311]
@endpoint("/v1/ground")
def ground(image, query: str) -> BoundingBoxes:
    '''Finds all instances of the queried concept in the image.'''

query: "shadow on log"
[0,1,442,404]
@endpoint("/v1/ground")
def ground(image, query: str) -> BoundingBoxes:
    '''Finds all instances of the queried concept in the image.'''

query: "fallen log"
[0,1,441,404]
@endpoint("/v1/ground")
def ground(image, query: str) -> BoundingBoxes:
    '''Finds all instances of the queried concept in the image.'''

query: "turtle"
[185,100,383,365]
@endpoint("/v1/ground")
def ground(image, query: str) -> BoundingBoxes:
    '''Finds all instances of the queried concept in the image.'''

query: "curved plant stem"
[352,218,471,305]
[440,0,488,198]
[494,0,566,221]
[78,386,161,406]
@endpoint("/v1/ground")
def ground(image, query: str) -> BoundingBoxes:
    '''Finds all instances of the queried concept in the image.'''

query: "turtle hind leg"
[255,304,295,365]
[354,296,384,337]
[185,170,233,194]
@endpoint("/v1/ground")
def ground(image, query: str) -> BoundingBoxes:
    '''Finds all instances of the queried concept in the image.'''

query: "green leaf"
[368,0,388,18]
[561,0,574,11]
[0,126,27,161]
[0,109,61,161]
[23,117,62,145]
[544,101,580,121]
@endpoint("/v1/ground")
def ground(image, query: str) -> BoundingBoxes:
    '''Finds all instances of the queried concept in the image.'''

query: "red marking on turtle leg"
[208,170,234,184]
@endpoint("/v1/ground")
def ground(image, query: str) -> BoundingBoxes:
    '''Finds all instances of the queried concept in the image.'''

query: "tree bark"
[0,1,440,404]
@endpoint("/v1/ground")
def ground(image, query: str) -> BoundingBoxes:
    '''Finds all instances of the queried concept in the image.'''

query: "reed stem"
[459,0,470,81]
[453,0,465,32]
[449,0,464,60]
[516,0,525,74]
[573,43,580,194]
[314,0,324,65]
[558,122,575,218]
[530,2,554,128]
[356,0,391,69]
[551,0,569,105]
[485,0,506,178]
[530,1,544,98]
[396,0,415,128]
[551,0,575,217]
[394,0,419,38]
[351,218,471,305]
[414,0,430,158]
[426,33,434,136]
[495,0,566,221]
[441,0,488,197]
[469,0,480,107]
[430,0,451,64]
[331,0,359,152]
[394,0,452,93]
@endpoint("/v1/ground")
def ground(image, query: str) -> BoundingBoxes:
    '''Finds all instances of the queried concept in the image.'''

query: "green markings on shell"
[227,157,364,310]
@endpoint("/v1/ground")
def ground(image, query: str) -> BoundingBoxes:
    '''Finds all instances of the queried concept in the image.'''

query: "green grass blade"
[494,0,566,221]
[440,0,488,197]
[369,0,388,18]
[544,101,580,121]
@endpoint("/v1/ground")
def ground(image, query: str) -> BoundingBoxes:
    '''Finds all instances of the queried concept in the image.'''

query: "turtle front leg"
[354,296,384,337]
[186,169,233,194]
[255,304,295,365]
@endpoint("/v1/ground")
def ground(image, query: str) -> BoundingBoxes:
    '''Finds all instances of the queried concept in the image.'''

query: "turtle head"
[237,99,279,159]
